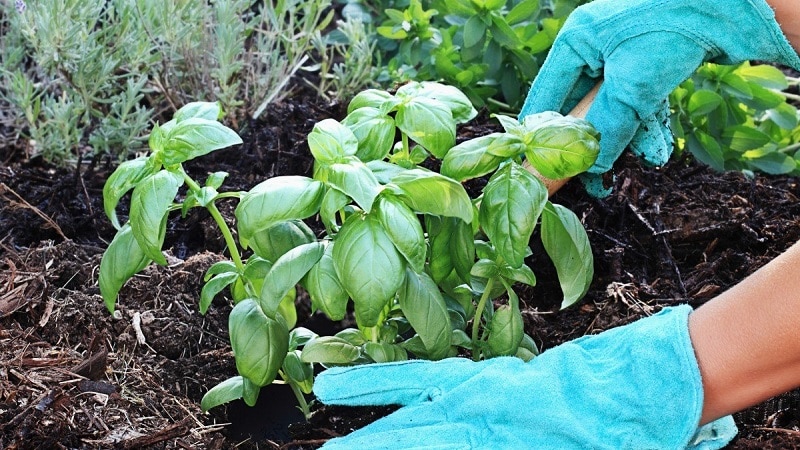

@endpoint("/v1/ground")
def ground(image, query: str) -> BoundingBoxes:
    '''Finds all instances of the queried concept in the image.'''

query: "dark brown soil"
[2,88,800,449]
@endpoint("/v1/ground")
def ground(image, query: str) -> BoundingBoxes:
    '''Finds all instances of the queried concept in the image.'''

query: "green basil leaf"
[229,299,289,387]
[103,157,154,230]
[200,376,243,412]
[304,243,350,321]
[205,171,229,189]
[99,224,152,313]
[174,101,222,122]
[236,176,324,247]
[364,342,408,363]
[283,351,314,394]
[685,131,725,172]
[486,302,523,357]
[347,89,396,114]
[449,217,476,282]
[499,263,537,287]
[332,213,405,327]
[320,188,349,233]
[398,268,451,360]
[204,260,238,280]
[289,327,318,351]
[342,107,397,162]
[480,162,547,268]
[195,186,218,208]
[277,288,298,332]
[376,194,426,273]
[441,133,507,182]
[249,219,316,262]
[525,122,600,180]
[470,258,499,279]
[260,242,325,317]
[200,271,239,314]
[766,102,799,130]
[300,336,361,364]
[327,157,382,213]
[395,96,456,158]
[242,377,260,406]
[233,257,273,301]
[397,81,478,123]
[308,118,359,163]
[541,202,594,309]
[162,118,242,165]
[367,160,407,184]
[129,170,183,265]
[426,216,461,287]
[516,333,539,362]
[391,169,473,223]
[335,328,367,346]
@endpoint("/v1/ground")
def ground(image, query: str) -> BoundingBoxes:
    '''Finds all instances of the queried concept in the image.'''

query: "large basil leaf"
[248,219,316,262]
[160,118,243,165]
[307,118,359,163]
[99,224,152,313]
[300,336,361,364]
[480,162,547,268]
[102,157,155,230]
[395,96,456,158]
[129,170,183,265]
[174,101,221,122]
[259,242,325,317]
[303,242,349,321]
[229,299,289,387]
[440,133,507,182]
[541,202,594,309]
[376,195,426,273]
[347,89,395,114]
[327,157,382,213]
[342,107,396,162]
[391,169,473,224]
[525,121,599,180]
[396,81,478,124]
[235,176,324,247]
[398,269,451,360]
[332,213,405,327]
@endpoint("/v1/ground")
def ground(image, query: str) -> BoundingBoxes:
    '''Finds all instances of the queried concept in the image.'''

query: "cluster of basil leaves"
[99,81,599,415]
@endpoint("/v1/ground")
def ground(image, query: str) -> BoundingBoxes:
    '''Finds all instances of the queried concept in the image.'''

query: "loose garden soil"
[2,86,800,449]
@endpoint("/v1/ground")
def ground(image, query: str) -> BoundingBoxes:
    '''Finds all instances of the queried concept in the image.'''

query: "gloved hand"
[520,0,800,179]
[314,306,737,449]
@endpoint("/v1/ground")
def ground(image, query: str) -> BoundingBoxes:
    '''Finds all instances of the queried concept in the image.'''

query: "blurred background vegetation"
[1,0,798,175]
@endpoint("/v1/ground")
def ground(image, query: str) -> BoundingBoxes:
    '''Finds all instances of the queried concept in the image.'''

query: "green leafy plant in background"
[0,0,337,164]
[99,83,598,418]
[670,62,800,176]
[336,0,588,111]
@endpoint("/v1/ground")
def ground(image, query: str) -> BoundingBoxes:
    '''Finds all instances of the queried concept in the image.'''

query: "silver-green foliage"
[0,0,336,164]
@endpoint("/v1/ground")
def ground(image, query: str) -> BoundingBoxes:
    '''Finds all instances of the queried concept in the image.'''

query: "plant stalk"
[280,371,312,420]
[181,169,245,271]
[471,278,495,362]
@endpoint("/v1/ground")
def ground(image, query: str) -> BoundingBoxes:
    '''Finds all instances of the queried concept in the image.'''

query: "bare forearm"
[766,0,800,52]
[690,239,800,425]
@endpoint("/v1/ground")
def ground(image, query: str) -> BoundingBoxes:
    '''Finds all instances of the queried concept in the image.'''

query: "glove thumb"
[314,358,483,407]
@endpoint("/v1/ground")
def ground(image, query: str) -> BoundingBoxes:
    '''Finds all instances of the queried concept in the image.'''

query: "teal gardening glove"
[314,306,737,449]
[519,0,800,195]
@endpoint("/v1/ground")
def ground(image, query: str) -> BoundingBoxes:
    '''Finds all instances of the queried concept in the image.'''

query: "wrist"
[765,0,800,52]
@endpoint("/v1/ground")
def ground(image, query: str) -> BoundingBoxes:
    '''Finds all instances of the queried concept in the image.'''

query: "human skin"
[674,0,800,425]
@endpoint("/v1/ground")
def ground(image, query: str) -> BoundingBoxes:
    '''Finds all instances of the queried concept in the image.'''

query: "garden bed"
[2,88,800,449]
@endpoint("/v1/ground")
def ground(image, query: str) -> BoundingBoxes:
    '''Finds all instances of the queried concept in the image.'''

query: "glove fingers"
[584,80,641,174]
[321,405,472,450]
[519,43,594,119]
[314,359,479,407]
[630,103,673,167]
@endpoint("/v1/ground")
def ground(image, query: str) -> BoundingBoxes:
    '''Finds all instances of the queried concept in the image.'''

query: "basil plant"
[98,81,599,418]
